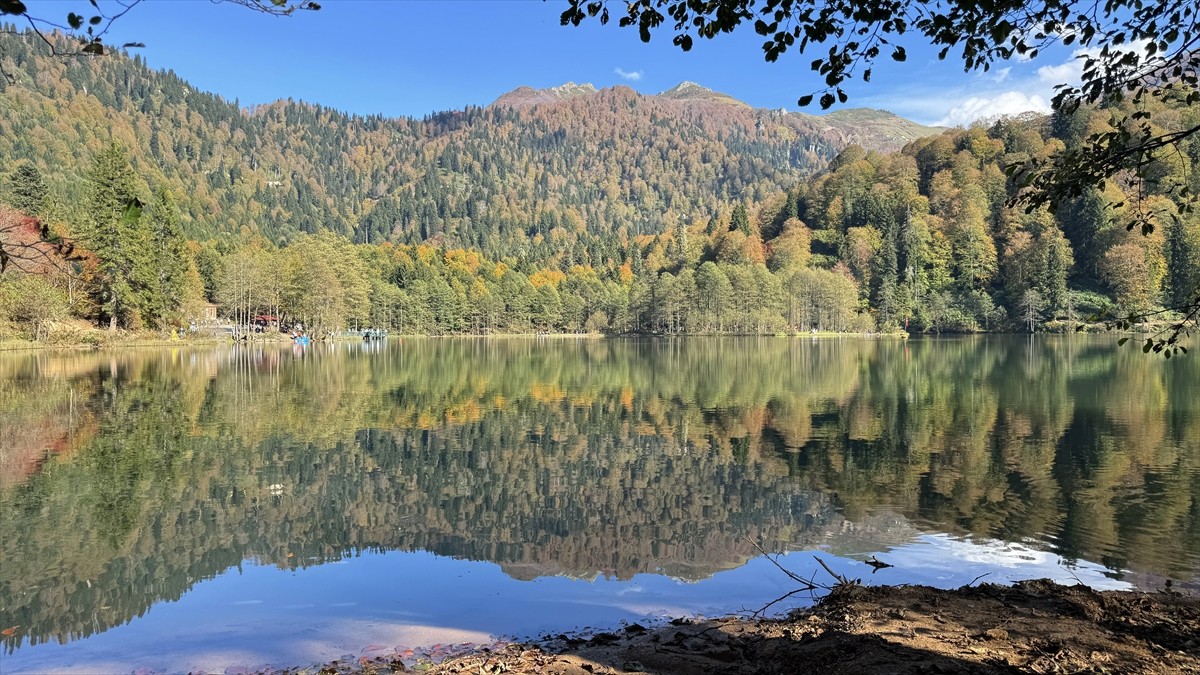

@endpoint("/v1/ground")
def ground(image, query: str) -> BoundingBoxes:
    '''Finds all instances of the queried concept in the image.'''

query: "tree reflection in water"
[1,336,1197,650]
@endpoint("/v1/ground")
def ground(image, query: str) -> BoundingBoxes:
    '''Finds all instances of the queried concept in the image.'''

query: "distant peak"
[491,82,599,108]
[658,81,748,107]
[551,82,597,95]
[660,81,710,96]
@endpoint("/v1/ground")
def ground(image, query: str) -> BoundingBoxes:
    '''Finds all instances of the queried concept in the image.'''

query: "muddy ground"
[304,579,1200,675]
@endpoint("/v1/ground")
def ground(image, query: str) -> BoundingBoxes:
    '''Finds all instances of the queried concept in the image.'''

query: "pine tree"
[730,203,751,235]
[1058,188,1108,279]
[145,187,189,329]
[1166,215,1199,308]
[1040,229,1073,317]
[7,163,47,217]
[84,143,153,330]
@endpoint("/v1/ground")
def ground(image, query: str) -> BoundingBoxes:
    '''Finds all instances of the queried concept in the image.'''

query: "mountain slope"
[0,29,940,265]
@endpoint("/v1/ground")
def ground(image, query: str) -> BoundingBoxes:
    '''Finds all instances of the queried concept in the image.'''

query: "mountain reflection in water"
[1,336,1198,656]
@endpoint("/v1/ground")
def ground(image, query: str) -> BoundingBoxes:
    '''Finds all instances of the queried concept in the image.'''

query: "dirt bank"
[305,579,1199,675]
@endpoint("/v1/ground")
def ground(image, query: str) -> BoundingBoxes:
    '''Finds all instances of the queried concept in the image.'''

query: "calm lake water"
[2,336,1198,673]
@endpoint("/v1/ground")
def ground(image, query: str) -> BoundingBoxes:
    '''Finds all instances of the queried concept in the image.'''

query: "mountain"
[490,81,599,107]
[657,80,749,107]
[495,80,937,150]
[0,29,941,265]
[813,107,946,152]
[493,80,938,153]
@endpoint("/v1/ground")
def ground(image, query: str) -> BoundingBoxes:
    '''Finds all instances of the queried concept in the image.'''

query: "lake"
[2,336,1198,673]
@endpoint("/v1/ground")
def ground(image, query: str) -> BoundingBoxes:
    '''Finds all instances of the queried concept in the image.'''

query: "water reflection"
[1,336,1198,655]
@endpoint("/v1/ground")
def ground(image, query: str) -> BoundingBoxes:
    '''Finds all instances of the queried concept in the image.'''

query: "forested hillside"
[0,28,934,261]
[1,27,1198,338]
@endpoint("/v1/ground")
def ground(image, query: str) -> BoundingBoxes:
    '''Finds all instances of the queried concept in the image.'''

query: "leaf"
[1117,337,1129,346]
[67,11,83,29]
[0,0,28,15]
[81,42,104,55]
[797,94,813,107]
[892,45,906,61]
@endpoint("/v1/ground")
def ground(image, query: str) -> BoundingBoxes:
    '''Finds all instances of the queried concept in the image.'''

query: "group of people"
[283,323,390,345]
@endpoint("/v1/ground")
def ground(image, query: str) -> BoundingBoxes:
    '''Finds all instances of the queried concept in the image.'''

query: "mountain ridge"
[489,80,939,151]
[0,30,941,264]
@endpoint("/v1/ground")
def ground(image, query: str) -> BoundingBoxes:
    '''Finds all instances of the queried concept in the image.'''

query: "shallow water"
[1,336,1197,672]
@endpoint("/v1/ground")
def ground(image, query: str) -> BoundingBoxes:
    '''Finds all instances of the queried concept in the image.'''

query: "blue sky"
[92,0,1086,126]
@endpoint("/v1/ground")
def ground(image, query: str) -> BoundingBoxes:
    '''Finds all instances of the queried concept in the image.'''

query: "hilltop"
[492,80,938,154]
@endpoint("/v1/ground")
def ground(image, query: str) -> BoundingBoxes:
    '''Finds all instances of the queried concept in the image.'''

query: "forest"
[1,28,1199,338]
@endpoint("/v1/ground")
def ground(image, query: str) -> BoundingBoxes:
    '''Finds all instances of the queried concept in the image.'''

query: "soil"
[303,580,1200,675]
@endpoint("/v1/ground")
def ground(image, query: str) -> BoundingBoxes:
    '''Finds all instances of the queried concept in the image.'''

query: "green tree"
[1166,215,1200,309]
[0,272,68,339]
[83,142,152,330]
[730,203,751,235]
[1058,188,1110,279]
[694,261,732,332]
[1040,228,1074,318]
[145,188,189,329]
[6,163,47,217]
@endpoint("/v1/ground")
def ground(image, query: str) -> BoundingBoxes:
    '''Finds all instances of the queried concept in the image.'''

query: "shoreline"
[0,329,929,352]
[289,580,1199,675]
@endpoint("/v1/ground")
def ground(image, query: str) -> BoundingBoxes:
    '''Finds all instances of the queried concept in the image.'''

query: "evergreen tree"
[866,195,900,329]
[1166,215,1199,308]
[7,163,47,217]
[730,203,751,235]
[145,187,189,329]
[84,143,152,330]
[1058,188,1108,279]
[1039,229,1073,318]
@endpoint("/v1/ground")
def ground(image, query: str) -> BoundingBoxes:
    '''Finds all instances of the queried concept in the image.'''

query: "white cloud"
[614,67,643,82]
[878,38,1163,127]
[1036,61,1081,85]
[1036,40,1154,87]
[935,90,1050,127]
[1035,48,1095,87]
